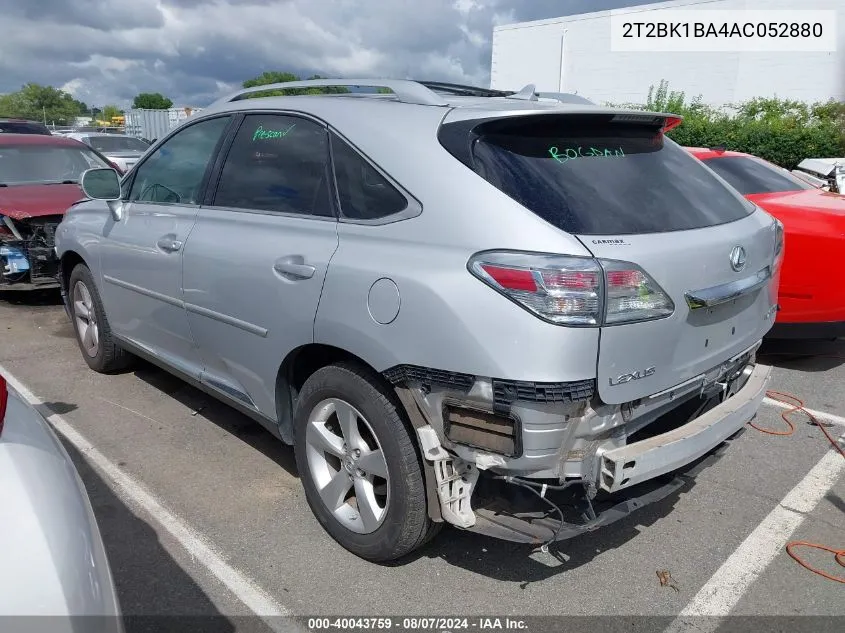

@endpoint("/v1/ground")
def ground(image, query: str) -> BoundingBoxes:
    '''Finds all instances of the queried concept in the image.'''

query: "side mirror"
[80,168,124,221]
[81,168,121,200]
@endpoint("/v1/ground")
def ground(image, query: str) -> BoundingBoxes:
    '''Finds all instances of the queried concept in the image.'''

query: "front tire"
[68,264,133,373]
[293,363,434,562]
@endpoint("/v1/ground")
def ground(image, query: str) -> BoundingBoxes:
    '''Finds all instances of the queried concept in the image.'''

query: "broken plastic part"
[416,425,479,529]
[474,452,507,470]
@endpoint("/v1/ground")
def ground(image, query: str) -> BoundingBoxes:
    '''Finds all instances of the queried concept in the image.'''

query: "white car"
[792,157,845,193]
[0,373,122,626]
[64,132,150,173]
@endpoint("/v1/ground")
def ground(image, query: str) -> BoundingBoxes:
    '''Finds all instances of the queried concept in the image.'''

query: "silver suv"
[55,79,782,562]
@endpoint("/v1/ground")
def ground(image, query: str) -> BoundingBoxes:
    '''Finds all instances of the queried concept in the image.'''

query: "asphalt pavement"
[0,289,842,633]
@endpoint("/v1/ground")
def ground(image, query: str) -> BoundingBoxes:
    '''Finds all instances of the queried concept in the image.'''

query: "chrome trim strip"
[103,274,183,308]
[685,267,771,310]
[184,302,268,337]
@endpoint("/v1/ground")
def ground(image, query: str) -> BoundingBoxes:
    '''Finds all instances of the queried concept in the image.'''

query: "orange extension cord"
[750,385,845,584]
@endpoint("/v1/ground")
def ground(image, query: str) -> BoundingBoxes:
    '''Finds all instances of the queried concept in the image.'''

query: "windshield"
[0,145,111,185]
[701,155,814,195]
[452,114,753,235]
[85,135,149,153]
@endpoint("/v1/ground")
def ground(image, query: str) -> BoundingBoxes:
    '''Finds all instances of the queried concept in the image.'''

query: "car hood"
[0,183,84,219]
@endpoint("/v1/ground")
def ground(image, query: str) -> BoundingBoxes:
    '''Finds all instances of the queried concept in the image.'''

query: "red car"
[688,147,845,339]
[0,134,115,291]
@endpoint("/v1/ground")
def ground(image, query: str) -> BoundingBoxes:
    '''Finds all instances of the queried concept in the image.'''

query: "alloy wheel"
[73,281,99,358]
[305,398,390,534]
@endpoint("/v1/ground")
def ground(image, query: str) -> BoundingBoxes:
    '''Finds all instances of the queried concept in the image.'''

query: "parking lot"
[0,290,843,632]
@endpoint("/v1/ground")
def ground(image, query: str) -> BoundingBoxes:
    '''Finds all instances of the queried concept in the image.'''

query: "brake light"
[662,116,683,132]
[471,252,602,325]
[0,374,8,437]
[469,251,674,326]
[481,265,537,292]
[602,259,675,324]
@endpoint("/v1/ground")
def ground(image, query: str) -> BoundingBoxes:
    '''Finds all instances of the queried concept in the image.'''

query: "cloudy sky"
[0,0,644,108]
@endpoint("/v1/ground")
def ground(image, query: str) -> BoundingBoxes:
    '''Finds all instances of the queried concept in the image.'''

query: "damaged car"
[56,79,781,562]
[0,133,114,290]
[791,157,845,194]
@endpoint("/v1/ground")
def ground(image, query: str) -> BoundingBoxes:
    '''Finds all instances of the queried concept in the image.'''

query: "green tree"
[101,105,122,122]
[243,71,300,89]
[241,71,350,97]
[619,80,845,170]
[132,92,173,109]
[0,83,85,125]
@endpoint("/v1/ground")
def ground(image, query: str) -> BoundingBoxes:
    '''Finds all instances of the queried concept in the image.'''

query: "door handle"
[274,256,316,280]
[157,236,183,252]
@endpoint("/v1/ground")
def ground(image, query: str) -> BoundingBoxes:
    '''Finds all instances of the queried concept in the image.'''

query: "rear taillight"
[468,251,674,326]
[602,259,675,324]
[773,219,785,270]
[0,374,8,436]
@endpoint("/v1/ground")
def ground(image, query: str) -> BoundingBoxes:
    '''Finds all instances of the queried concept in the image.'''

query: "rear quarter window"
[330,133,408,220]
[699,155,814,195]
[440,114,754,235]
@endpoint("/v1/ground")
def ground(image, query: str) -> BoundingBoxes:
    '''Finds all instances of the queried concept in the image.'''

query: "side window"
[213,114,331,216]
[128,116,231,205]
[331,133,408,220]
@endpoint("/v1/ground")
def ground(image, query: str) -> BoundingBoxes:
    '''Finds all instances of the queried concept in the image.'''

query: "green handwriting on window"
[252,123,296,141]
[548,146,625,163]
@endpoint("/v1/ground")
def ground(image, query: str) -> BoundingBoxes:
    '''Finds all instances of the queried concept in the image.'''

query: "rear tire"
[68,264,133,373]
[293,362,434,562]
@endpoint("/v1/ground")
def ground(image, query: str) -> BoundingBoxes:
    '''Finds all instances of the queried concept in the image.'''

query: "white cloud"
[0,0,637,106]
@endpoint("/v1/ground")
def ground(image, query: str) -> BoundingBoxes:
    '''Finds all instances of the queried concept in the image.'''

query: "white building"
[491,0,844,106]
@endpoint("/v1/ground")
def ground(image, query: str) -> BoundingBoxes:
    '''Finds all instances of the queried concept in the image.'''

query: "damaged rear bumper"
[391,346,770,541]
[598,362,770,493]
[465,428,745,545]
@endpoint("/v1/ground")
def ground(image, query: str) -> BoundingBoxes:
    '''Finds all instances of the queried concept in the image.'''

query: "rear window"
[0,120,51,135]
[442,114,754,235]
[0,145,111,185]
[700,155,813,195]
[85,135,150,153]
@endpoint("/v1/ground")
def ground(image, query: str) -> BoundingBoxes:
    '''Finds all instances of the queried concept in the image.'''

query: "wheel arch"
[59,250,89,315]
[275,343,392,444]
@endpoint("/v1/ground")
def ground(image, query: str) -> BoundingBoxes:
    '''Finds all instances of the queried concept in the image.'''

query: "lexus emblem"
[729,246,747,272]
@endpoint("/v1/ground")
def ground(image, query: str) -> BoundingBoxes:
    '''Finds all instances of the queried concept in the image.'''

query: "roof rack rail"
[210,78,449,108]
[536,92,595,105]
